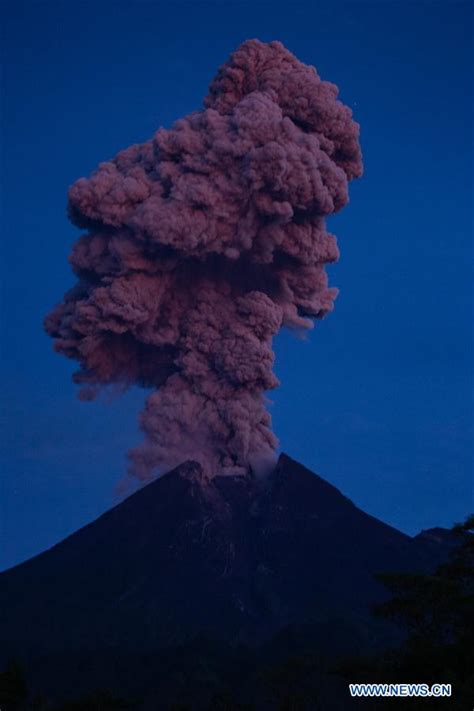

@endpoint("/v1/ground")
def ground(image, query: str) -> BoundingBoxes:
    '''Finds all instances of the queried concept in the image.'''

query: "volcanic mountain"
[0,455,450,705]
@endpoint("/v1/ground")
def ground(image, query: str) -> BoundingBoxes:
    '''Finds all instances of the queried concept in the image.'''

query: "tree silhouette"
[50,689,134,711]
[337,514,474,709]
[259,656,325,711]
[0,661,28,711]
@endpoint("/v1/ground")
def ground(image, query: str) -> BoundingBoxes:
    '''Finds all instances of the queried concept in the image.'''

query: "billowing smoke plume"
[45,40,363,481]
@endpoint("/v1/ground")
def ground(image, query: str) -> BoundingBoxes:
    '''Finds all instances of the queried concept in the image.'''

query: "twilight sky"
[1,0,472,571]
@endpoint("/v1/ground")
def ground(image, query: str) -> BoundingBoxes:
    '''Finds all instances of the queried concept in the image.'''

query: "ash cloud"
[45,39,363,481]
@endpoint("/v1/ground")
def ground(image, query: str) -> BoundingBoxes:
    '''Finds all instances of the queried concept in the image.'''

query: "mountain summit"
[0,454,447,701]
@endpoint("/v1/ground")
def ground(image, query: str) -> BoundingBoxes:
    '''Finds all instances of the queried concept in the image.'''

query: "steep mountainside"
[0,454,449,700]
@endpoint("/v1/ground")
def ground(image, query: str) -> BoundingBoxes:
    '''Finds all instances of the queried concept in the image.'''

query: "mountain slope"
[0,454,447,699]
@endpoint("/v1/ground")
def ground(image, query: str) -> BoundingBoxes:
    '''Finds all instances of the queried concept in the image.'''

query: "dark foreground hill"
[0,454,451,708]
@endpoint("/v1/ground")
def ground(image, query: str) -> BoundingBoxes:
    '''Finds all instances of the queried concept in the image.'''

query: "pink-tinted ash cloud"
[45,39,363,482]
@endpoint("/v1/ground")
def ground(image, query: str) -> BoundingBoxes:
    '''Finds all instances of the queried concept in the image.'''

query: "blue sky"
[1,0,472,570]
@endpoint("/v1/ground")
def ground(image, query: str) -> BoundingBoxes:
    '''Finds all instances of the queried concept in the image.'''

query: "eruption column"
[45,39,363,481]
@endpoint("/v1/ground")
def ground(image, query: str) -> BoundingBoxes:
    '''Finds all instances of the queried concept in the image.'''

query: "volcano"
[0,455,450,706]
